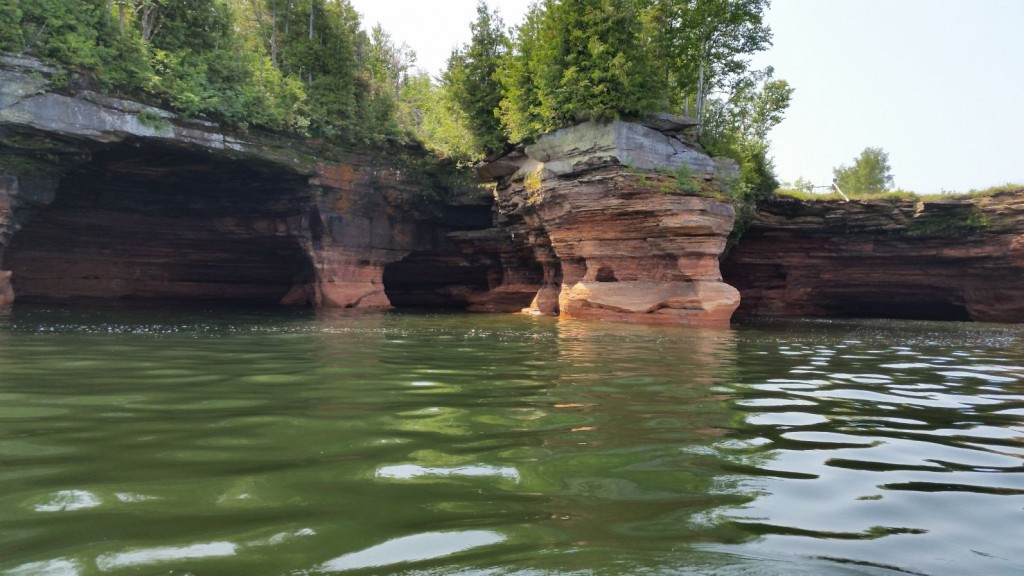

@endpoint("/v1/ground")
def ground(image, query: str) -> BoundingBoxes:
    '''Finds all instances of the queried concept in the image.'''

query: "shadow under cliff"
[5,141,316,305]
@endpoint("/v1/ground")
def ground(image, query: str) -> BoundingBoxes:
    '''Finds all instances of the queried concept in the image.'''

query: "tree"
[638,0,772,122]
[700,67,793,201]
[833,147,894,196]
[397,72,479,162]
[445,1,509,155]
[784,177,814,193]
[494,2,546,143]
[495,0,664,143]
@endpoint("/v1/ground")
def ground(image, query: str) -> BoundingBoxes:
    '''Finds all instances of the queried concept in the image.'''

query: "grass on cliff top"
[625,166,731,201]
[775,183,1024,203]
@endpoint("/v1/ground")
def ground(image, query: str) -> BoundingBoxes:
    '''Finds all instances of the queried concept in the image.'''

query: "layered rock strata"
[479,120,741,327]
[722,192,1024,322]
[0,54,502,309]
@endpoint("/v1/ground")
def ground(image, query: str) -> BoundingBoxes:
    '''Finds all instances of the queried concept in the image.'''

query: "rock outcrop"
[722,192,1024,322]
[0,270,12,306]
[478,120,741,327]
[0,54,505,309]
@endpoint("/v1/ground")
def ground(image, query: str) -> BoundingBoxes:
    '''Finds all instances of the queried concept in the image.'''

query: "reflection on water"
[0,307,1021,575]
[319,530,506,572]
[96,542,238,571]
[714,324,1024,576]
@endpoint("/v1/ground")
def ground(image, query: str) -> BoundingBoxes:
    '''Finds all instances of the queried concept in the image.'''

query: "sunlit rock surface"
[479,121,741,328]
[524,119,715,176]
[722,192,1024,323]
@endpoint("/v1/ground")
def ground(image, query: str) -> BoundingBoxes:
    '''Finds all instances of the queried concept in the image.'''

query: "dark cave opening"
[5,142,316,306]
[820,297,972,322]
[382,251,495,309]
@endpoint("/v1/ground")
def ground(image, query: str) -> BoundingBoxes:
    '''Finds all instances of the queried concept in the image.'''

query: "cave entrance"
[4,142,316,306]
[820,297,971,322]
[382,251,493,309]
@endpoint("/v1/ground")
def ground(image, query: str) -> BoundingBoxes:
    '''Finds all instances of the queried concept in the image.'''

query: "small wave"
[376,464,521,482]
[33,490,102,512]
[95,542,237,571]
[318,530,505,572]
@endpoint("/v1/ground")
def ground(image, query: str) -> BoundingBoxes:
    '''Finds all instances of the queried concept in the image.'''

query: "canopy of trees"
[2,0,792,186]
[465,0,776,145]
[833,147,895,196]
[0,0,420,145]
[444,0,788,195]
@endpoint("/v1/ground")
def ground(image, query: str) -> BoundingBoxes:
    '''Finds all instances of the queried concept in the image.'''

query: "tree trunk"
[140,3,160,42]
[308,1,314,42]
[307,0,315,86]
[284,0,291,36]
[117,1,125,39]
[271,2,279,68]
[696,59,705,131]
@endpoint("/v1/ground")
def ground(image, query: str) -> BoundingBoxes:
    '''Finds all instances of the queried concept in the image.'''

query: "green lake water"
[0,306,1022,576]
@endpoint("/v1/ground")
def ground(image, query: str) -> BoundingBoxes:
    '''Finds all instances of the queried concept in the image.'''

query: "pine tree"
[444,1,509,155]
[496,0,664,143]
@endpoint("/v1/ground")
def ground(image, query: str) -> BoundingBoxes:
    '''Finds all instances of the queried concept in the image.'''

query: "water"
[0,306,1022,576]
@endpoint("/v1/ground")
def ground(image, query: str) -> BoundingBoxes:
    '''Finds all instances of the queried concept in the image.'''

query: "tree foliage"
[493,0,663,142]
[645,0,771,120]
[2,0,790,173]
[444,1,508,155]
[445,0,786,196]
[700,67,793,201]
[494,2,547,143]
[833,147,895,196]
[398,72,480,162]
[0,0,422,143]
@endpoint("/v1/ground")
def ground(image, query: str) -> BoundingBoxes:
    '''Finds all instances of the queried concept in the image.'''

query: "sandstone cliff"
[0,54,505,310]
[11,49,1024,327]
[476,120,742,328]
[722,192,1024,323]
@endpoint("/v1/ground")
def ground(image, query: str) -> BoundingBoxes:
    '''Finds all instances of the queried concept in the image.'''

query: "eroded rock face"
[0,270,12,306]
[722,192,1024,323]
[480,121,741,327]
[4,144,317,304]
[0,55,503,309]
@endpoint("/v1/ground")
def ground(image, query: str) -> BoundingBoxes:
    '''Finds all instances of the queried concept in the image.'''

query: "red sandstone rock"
[307,254,391,309]
[0,270,13,306]
[722,191,1024,323]
[493,165,740,328]
[1,56,511,311]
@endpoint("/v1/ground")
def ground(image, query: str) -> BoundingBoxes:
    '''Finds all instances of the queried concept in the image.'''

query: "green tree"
[701,67,793,201]
[496,0,664,143]
[0,3,25,52]
[637,0,772,121]
[784,176,814,192]
[495,2,547,143]
[445,1,509,155]
[0,0,149,89]
[833,147,894,196]
[358,24,416,142]
[397,72,480,162]
[275,0,363,138]
[144,0,257,122]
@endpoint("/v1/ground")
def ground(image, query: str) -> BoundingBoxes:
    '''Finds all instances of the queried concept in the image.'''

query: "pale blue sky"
[351,0,1024,193]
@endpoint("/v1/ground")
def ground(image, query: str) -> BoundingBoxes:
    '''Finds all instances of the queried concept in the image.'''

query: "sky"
[349,0,1024,193]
